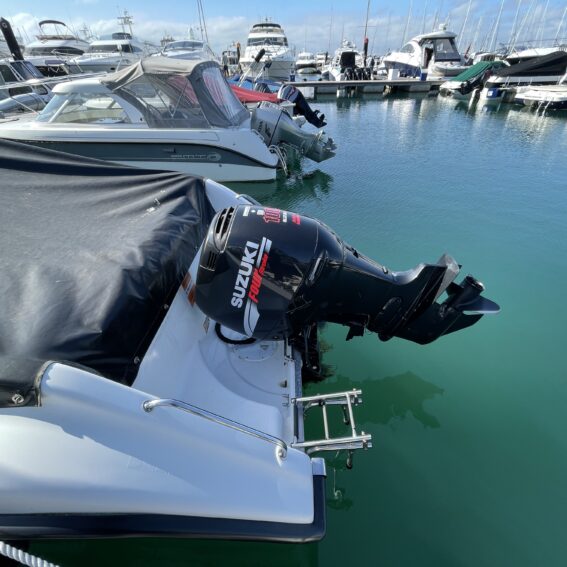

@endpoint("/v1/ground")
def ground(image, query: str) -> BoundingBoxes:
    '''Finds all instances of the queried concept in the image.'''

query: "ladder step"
[292,389,372,464]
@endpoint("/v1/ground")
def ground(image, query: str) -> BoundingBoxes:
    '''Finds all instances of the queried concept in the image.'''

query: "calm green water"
[32,96,567,566]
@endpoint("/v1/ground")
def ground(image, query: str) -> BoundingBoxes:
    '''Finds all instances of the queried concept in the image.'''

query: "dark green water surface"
[33,96,567,566]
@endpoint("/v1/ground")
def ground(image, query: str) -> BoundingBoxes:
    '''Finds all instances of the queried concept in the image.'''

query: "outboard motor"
[196,205,499,348]
[251,101,337,163]
[277,84,327,128]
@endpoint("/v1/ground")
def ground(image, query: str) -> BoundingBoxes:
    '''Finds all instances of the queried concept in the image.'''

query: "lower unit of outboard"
[195,205,499,377]
[251,102,337,163]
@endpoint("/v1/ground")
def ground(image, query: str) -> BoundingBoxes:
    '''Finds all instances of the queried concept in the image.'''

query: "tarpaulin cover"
[101,57,250,128]
[0,139,215,407]
[230,84,279,104]
[500,51,567,77]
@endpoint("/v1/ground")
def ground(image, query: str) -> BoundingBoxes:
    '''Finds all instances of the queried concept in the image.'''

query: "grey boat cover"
[0,139,215,408]
[499,51,567,77]
[101,57,249,129]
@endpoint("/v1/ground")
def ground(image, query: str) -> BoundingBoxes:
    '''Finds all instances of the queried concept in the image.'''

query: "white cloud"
[4,5,566,58]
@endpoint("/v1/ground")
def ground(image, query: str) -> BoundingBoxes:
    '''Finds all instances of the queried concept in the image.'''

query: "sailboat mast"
[197,0,209,45]
[555,5,567,45]
[458,0,473,50]
[363,0,371,41]
[363,0,371,65]
[537,0,550,47]
[401,0,412,48]
[328,7,333,53]
[489,0,505,52]
[508,0,522,49]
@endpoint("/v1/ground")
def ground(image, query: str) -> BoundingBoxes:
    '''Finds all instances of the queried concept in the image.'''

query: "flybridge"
[252,23,283,30]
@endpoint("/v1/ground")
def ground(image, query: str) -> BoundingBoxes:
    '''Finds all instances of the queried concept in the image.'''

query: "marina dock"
[290,78,445,98]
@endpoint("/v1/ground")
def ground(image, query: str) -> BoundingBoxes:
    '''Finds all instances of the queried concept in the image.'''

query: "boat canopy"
[0,139,215,408]
[497,51,567,77]
[102,57,249,128]
[448,60,507,82]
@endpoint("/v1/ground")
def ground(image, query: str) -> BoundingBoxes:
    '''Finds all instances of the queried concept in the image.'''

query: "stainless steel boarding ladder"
[291,389,372,468]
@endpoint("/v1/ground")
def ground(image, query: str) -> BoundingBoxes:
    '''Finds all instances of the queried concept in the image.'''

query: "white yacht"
[24,20,89,58]
[70,12,158,73]
[0,138,499,541]
[71,32,158,73]
[296,51,317,74]
[0,58,279,182]
[239,21,295,81]
[382,27,467,78]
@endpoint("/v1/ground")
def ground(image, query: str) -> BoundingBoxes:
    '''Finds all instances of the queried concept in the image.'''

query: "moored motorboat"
[514,72,567,110]
[0,139,499,541]
[382,26,467,78]
[439,60,507,100]
[296,51,318,74]
[22,19,91,77]
[70,11,158,73]
[24,19,89,58]
[0,57,280,182]
[321,39,365,81]
[479,51,567,103]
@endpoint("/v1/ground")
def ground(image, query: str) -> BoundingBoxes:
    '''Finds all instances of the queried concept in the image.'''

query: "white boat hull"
[240,57,295,81]
[0,126,279,183]
[0,179,325,540]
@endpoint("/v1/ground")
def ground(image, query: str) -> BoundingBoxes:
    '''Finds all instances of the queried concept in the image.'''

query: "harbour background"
[30,94,567,566]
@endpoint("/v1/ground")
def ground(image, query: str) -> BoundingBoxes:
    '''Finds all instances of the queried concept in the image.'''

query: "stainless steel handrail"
[142,398,287,459]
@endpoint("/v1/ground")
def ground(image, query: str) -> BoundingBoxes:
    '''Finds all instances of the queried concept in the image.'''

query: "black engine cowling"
[195,205,499,345]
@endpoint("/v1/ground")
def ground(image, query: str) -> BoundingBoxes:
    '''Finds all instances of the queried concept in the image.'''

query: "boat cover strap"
[0,139,216,407]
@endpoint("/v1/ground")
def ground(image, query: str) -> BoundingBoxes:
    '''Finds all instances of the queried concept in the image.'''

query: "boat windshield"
[163,41,204,52]
[1,61,44,81]
[247,36,288,47]
[427,38,461,61]
[114,64,248,128]
[0,65,19,84]
[36,92,131,124]
[88,43,136,54]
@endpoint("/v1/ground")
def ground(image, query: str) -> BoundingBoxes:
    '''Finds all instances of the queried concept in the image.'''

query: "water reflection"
[33,537,320,567]
[303,369,444,514]
[231,168,334,210]
[327,466,354,512]
[306,371,444,430]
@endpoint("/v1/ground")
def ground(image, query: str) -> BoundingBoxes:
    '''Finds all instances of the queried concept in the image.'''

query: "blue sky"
[5,1,567,55]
